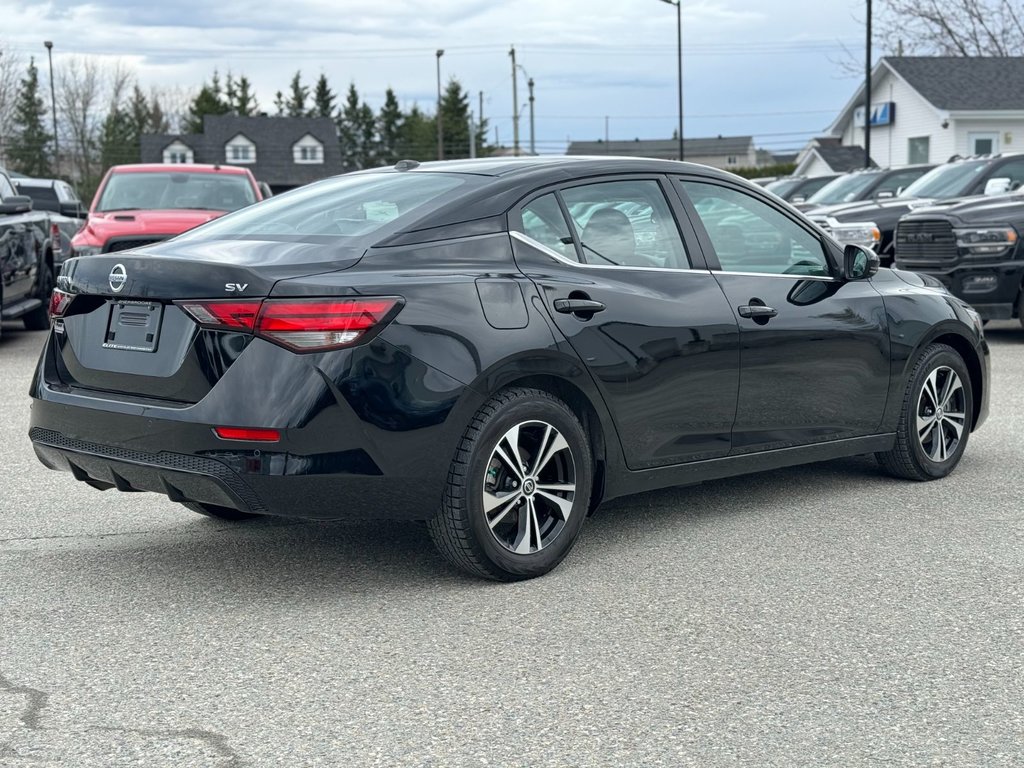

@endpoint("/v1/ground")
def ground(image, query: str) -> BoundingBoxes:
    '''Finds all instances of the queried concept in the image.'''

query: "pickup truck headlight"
[953,226,1018,256]
[72,245,103,257]
[827,221,881,249]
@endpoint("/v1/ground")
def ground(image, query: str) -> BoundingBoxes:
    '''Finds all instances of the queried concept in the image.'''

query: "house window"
[162,140,193,164]
[293,134,325,165]
[908,136,930,165]
[727,156,737,165]
[225,134,256,164]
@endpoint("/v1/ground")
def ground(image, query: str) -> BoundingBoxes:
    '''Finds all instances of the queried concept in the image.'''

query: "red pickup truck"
[70,164,263,256]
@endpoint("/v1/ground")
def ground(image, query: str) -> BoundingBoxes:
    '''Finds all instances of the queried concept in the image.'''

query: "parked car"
[30,157,989,580]
[70,163,263,256]
[811,154,1024,263]
[0,166,62,336]
[895,194,1024,322]
[763,174,841,203]
[14,176,87,266]
[792,165,934,212]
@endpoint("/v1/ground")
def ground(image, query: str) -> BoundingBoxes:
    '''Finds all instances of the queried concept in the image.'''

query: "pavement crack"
[0,670,49,731]
[90,726,244,766]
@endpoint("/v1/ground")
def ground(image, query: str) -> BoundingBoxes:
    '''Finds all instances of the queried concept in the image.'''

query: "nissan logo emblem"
[108,264,127,293]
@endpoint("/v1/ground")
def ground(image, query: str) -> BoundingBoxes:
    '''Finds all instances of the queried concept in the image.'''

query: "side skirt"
[604,434,896,500]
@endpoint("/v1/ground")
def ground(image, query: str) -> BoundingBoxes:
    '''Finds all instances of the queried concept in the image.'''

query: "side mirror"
[59,201,85,218]
[0,195,33,214]
[984,177,1012,195]
[843,243,880,280]
[875,190,895,199]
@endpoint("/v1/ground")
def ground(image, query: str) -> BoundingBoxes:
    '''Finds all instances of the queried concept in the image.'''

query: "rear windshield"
[806,173,879,204]
[900,160,988,199]
[17,185,58,203]
[96,171,257,213]
[175,172,467,243]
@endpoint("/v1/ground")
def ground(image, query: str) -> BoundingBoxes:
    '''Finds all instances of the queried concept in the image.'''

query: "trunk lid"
[52,238,365,403]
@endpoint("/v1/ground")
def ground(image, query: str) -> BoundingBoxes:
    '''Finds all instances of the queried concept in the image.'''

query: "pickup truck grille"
[895,220,956,268]
[104,236,170,253]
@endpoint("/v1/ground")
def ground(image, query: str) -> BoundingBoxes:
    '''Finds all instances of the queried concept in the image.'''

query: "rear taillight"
[178,297,402,352]
[49,288,74,318]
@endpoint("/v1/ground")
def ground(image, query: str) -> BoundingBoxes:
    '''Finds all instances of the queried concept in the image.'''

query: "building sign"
[854,102,896,127]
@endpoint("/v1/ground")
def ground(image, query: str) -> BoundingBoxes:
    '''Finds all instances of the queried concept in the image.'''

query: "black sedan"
[29,157,989,580]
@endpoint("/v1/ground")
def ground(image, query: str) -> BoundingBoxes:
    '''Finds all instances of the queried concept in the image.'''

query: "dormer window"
[293,133,324,165]
[163,140,193,164]
[226,134,256,164]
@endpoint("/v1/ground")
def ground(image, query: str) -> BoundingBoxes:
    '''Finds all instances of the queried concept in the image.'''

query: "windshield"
[899,160,989,199]
[763,178,803,198]
[806,173,879,204]
[175,171,467,242]
[96,171,257,213]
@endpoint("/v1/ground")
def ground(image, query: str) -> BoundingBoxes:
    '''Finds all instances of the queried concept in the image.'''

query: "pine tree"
[395,105,435,162]
[377,88,403,165]
[337,83,376,169]
[7,57,53,177]
[439,78,473,159]
[312,74,336,119]
[184,70,229,133]
[99,104,136,168]
[273,91,285,117]
[285,71,309,117]
[233,76,258,116]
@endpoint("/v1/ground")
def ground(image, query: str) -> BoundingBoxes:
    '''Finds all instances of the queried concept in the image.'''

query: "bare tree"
[0,40,23,166]
[57,55,102,184]
[879,0,1024,56]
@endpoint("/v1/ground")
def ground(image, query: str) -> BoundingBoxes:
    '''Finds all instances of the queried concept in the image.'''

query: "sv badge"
[225,283,249,292]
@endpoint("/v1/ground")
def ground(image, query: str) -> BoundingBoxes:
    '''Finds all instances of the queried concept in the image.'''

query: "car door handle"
[737,304,778,319]
[554,298,606,314]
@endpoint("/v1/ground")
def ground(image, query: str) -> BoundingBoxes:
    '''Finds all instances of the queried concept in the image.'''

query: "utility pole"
[865,0,872,168]
[528,78,535,155]
[469,112,476,159]
[436,49,444,161]
[479,90,484,156]
[44,41,58,171]
[510,45,520,157]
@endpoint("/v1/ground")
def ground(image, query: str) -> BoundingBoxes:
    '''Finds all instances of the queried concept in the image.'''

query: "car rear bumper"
[28,336,479,521]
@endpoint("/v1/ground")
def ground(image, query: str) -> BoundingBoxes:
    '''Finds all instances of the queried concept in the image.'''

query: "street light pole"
[44,41,58,171]
[436,49,444,161]
[528,77,535,155]
[658,0,683,162]
[510,46,520,157]
[864,0,872,168]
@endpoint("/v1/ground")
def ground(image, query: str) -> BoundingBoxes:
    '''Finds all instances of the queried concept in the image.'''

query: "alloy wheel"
[482,420,576,555]
[916,365,966,463]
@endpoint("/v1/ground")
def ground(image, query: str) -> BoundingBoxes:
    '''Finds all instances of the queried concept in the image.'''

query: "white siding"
[793,152,834,178]
[838,68,948,167]
[953,119,1024,156]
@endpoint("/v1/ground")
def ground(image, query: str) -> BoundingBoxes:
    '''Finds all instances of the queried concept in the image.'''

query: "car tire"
[22,262,53,331]
[876,343,973,481]
[427,387,592,581]
[181,502,262,521]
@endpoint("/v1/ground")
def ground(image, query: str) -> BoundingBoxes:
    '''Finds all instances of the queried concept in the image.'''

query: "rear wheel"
[876,343,973,480]
[181,502,262,521]
[428,388,592,581]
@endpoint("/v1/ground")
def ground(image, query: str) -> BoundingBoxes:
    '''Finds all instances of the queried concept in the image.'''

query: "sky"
[1,0,873,156]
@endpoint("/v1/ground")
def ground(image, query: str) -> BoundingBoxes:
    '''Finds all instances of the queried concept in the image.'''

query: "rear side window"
[178,172,466,243]
[520,193,578,262]
[19,185,59,206]
[560,180,690,269]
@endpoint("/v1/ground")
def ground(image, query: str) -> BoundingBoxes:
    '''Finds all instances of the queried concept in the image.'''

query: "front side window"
[679,180,830,277]
[559,179,690,269]
[1,174,17,198]
[520,193,578,262]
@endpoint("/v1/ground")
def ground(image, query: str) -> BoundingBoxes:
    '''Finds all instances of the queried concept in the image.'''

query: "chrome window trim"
[714,270,837,282]
[509,230,712,275]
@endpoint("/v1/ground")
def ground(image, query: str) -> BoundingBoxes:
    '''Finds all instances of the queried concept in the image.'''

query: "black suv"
[809,154,1024,263]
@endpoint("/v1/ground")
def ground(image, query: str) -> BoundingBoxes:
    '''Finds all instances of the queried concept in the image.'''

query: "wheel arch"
[898,325,985,434]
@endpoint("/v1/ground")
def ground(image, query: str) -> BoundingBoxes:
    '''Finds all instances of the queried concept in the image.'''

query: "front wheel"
[876,343,973,481]
[428,388,593,581]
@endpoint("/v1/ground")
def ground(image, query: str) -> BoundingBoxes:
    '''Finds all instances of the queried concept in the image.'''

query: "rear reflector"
[49,288,74,318]
[214,426,281,442]
[178,297,401,352]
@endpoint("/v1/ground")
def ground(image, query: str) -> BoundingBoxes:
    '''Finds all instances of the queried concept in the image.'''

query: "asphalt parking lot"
[1,320,1023,767]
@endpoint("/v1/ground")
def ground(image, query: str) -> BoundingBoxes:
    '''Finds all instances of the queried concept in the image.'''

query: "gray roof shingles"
[140,115,343,187]
[813,144,877,172]
[885,56,1024,111]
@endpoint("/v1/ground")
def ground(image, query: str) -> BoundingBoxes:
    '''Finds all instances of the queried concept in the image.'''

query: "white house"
[828,56,1024,168]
